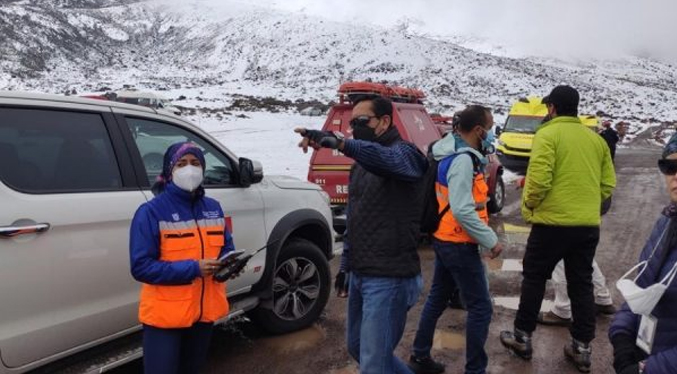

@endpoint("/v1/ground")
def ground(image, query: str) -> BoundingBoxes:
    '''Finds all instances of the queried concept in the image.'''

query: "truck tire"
[250,238,330,334]
[487,176,505,214]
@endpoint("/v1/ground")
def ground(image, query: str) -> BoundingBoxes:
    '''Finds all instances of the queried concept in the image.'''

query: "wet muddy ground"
[114,145,666,374]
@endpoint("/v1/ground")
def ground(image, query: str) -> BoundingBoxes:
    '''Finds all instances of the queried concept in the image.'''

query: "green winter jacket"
[522,116,616,226]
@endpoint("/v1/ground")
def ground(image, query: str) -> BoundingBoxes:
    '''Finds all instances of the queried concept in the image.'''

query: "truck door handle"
[0,223,51,238]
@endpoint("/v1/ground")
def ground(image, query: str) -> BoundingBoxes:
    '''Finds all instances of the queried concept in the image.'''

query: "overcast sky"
[235,0,677,62]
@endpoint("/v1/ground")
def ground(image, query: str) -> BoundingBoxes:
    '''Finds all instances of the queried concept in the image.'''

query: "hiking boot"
[408,355,445,374]
[564,339,592,373]
[595,303,616,315]
[499,329,532,360]
[537,311,572,326]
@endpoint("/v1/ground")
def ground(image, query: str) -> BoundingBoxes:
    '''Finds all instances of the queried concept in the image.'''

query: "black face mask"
[350,115,378,141]
[541,114,553,124]
[352,124,377,141]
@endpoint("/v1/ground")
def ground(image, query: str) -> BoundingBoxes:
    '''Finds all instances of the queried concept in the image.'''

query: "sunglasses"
[350,115,378,128]
[658,159,677,175]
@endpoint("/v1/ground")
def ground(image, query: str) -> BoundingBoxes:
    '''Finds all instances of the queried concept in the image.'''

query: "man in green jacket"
[500,85,616,373]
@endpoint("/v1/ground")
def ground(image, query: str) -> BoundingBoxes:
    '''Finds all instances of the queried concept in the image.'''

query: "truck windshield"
[504,116,543,134]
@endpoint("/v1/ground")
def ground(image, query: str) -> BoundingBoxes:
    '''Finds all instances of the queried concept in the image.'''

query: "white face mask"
[172,165,203,192]
[616,260,677,316]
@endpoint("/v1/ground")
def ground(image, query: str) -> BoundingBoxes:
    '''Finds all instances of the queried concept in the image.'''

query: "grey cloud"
[245,0,677,61]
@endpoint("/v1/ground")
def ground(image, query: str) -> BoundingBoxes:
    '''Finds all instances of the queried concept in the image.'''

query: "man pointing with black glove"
[294,128,345,152]
[295,95,428,374]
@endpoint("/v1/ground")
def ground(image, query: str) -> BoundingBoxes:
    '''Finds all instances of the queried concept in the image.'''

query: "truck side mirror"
[495,126,502,136]
[238,158,263,187]
[252,160,263,183]
[238,158,254,188]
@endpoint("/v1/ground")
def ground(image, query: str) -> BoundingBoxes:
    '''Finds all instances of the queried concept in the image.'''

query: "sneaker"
[537,311,572,326]
[499,329,533,360]
[408,355,445,374]
[564,339,592,373]
[595,303,616,315]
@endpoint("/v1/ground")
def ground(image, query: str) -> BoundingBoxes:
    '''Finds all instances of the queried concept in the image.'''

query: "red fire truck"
[307,82,505,234]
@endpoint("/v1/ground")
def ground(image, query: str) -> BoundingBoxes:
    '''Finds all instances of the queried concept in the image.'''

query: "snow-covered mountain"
[2,0,677,125]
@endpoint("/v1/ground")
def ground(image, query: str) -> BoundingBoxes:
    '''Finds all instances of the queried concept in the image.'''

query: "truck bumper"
[497,152,529,173]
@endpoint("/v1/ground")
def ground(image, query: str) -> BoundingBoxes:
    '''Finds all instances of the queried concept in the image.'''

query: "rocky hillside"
[1,0,676,124]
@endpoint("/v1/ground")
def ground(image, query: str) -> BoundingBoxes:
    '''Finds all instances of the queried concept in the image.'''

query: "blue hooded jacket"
[609,215,677,373]
[130,182,234,285]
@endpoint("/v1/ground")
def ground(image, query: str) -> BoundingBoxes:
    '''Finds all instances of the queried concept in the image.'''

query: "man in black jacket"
[295,95,427,374]
[599,120,620,161]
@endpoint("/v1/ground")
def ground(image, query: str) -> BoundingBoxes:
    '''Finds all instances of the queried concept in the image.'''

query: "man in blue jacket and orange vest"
[408,105,503,374]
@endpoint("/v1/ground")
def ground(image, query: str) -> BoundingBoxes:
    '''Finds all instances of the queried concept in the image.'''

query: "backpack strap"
[463,151,482,175]
[436,151,483,219]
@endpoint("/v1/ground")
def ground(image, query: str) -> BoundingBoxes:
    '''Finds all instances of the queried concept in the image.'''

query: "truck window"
[504,116,543,134]
[125,117,236,187]
[0,108,122,193]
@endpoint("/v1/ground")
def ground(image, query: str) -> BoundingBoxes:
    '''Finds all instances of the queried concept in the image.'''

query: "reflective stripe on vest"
[433,160,489,243]
[139,218,229,328]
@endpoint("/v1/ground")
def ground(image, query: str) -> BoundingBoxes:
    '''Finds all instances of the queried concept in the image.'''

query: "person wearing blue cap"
[609,133,677,374]
[129,142,237,374]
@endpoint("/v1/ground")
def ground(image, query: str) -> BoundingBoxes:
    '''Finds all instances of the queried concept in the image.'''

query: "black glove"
[612,334,641,373]
[302,130,343,149]
[334,271,349,298]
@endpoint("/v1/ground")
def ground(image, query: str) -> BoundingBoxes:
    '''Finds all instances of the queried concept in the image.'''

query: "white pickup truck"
[0,92,334,373]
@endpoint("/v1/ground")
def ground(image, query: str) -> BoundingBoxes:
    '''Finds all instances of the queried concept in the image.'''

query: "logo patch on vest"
[203,210,221,219]
[172,213,180,221]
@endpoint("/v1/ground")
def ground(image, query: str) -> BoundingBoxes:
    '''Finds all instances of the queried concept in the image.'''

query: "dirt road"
[114,145,666,374]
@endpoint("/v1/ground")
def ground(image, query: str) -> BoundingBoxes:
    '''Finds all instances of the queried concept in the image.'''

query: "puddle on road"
[260,324,327,354]
[487,258,523,272]
[432,330,465,350]
[494,297,554,312]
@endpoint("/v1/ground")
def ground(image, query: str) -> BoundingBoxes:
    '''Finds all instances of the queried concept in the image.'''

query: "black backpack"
[420,141,480,234]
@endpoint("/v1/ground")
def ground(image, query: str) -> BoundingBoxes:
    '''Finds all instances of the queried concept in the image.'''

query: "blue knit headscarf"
[662,133,677,217]
[151,141,206,195]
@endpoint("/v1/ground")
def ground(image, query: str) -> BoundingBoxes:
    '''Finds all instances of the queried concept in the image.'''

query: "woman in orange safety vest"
[130,142,236,374]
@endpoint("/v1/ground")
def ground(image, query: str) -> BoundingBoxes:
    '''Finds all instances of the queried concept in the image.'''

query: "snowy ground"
[186,110,532,183]
[190,111,325,180]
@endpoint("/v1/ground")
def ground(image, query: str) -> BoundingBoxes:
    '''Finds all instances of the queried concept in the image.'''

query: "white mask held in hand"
[616,260,677,316]
[173,165,204,192]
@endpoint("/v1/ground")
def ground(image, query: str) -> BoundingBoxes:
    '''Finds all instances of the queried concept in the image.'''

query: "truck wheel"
[488,177,505,213]
[250,238,330,334]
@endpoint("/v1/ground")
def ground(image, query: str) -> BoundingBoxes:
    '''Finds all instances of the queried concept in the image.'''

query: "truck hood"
[266,175,322,191]
[500,133,534,150]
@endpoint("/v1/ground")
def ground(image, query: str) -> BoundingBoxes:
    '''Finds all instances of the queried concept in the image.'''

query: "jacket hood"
[431,134,484,161]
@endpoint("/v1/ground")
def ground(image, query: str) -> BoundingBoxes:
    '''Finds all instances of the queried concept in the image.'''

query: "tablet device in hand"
[218,249,246,264]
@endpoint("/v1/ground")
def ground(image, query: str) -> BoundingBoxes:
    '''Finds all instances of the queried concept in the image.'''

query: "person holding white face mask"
[130,142,237,374]
[609,133,677,374]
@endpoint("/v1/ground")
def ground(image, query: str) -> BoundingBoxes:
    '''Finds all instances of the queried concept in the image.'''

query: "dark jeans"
[515,224,599,343]
[347,273,423,374]
[413,241,492,374]
[143,322,214,374]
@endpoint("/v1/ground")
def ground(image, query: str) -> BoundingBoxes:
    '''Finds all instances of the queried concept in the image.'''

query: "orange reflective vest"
[138,217,230,328]
[433,160,489,243]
